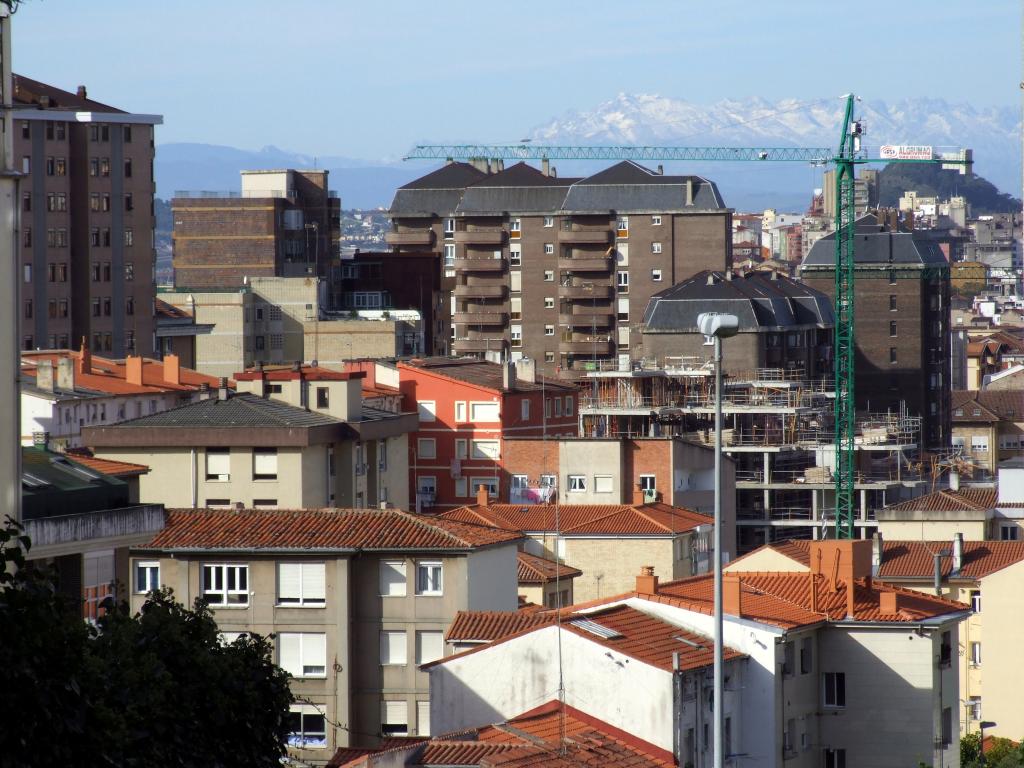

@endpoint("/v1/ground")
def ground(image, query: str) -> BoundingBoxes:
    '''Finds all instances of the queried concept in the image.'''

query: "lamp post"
[697,310,739,768]
[979,721,997,766]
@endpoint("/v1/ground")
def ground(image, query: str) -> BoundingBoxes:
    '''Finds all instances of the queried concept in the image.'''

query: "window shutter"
[384,701,408,726]
[302,563,326,602]
[417,701,431,736]
[380,561,406,596]
[206,450,230,477]
[304,634,327,673]
[417,631,444,664]
[381,631,407,664]
[254,449,277,476]
[279,633,301,676]
[278,563,301,602]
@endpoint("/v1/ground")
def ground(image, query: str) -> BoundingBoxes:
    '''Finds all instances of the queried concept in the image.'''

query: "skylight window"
[568,618,623,639]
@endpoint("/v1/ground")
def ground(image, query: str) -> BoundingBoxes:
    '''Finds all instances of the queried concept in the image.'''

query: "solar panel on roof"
[568,618,623,639]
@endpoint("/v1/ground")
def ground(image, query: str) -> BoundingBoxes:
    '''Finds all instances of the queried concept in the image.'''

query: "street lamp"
[697,310,739,768]
[979,721,997,766]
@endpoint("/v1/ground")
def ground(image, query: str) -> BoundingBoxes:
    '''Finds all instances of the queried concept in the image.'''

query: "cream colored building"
[130,506,521,761]
[83,367,417,510]
[515,551,581,608]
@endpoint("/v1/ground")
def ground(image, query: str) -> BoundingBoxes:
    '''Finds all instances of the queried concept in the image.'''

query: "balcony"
[559,311,613,328]
[557,228,612,244]
[454,257,506,272]
[558,254,613,272]
[454,284,508,299]
[385,231,435,246]
[559,335,615,354]
[454,229,506,245]
[453,311,508,325]
[453,337,507,353]
[560,283,612,299]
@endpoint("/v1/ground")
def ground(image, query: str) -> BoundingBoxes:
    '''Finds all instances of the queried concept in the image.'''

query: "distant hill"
[877,163,1020,214]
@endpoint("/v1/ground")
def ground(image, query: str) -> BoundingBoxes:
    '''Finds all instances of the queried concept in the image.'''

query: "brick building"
[387,160,732,375]
[802,214,951,449]
[172,169,340,291]
[397,357,577,510]
[13,75,161,356]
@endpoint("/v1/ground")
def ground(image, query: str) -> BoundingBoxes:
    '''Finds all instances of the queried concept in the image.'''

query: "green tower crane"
[404,95,970,538]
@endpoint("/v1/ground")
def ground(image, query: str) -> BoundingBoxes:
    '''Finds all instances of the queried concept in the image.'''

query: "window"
[970,589,981,612]
[382,701,408,737]
[287,705,326,749]
[616,217,629,237]
[594,475,614,493]
[823,672,846,707]
[454,478,468,497]
[800,636,812,674]
[509,218,521,237]
[968,696,982,722]
[454,439,468,460]
[889,347,897,364]
[544,324,555,336]
[471,440,500,459]
[416,562,443,595]
[102,193,111,212]
[1000,524,1020,541]
[521,399,530,421]
[417,438,437,459]
[651,242,662,254]
[511,325,522,347]
[617,297,630,321]
[22,264,30,283]
[639,474,656,493]
[543,270,554,282]
[124,158,132,177]
[202,564,249,606]
[469,477,498,498]
[970,641,982,666]
[824,749,846,768]
[444,218,455,237]
[278,563,326,606]
[123,125,132,142]
[889,320,898,337]
[971,435,989,452]
[510,246,522,266]
[469,401,500,422]
[889,295,897,311]
[452,401,467,422]
[565,396,573,416]
[545,351,555,363]
[253,499,277,509]
[509,297,523,320]
[617,271,629,293]
[124,228,134,247]
[134,561,160,593]
[783,641,795,675]
[543,216,554,228]
[252,448,278,480]
[511,271,522,292]
[941,706,952,747]
[652,268,663,281]
[125,263,134,281]
[568,474,586,492]
[279,633,327,677]
[889,269,897,284]
[417,400,437,422]
[416,631,444,665]
[651,215,662,226]
[543,243,554,255]
[89,157,99,176]
[205,448,230,481]
[553,398,562,417]
[544,297,554,309]
[313,386,330,409]
[442,243,455,267]
[380,630,408,665]
[417,701,431,736]
[380,561,407,596]
[21,155,29,173]
[100,157,110,176]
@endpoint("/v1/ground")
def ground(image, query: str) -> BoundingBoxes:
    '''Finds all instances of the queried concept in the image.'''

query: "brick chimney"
[76,85,87,99]
[879,591,899,614]
[164,353,181,386]
[36,360,55,393]
[723,573,742,617]
[635,565,658,594]
[125,355,144,386]
[632,484,646,505]
[78,337,91,375]
[476,483,490,507]
[809,571,819,613]
[809,539,872,618]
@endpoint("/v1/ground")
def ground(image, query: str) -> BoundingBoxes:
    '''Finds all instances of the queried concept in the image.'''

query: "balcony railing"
[560,283,612,299]
[454,230,506,245]
[385,231,435,246]
[454,284,507,298]
[454,257,506,272]
[557,228,613,244]
[453,337,507,352]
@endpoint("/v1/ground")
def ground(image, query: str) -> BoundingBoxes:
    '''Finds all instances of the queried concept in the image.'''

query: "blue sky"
[13,0,1020,159]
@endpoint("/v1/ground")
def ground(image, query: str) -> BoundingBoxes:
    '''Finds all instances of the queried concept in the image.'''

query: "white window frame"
[639,474,656,492]
[444,218,455,236]
[617,270,629,293]
[279,632,327,678]
[443,243,455,266]
[568,474,586,492]
[970,641,981,666]
[277,562,326,607]
[509,246,522,266]
[544,243,554,255]
[382,700,409,737]
[521,399,530,421]
[416,630,444,665]
[454,401,467,422]
[205,448,230,482]
[651,242,662,254]
[564,395,573,416]
[652,268,663,281]
[417,700,431,736]
[822,672,845,708]
[544,324,555,336]
[134,560,159,594]
[651,215,662,226]
[543,270,554,282]
[471,439,500,460]
[380,560,407,597]
[543,216,554,228]
[454,477,468,497]
[455,439,468,460]
[544,297,554,309]
[509,218,522,234]
[416,561,444,596]
[287,704,327,749]
[417,400,436,422]
[202,563,249,607]
[417,438,437,460]
[469,476,498,499]
[594,475,614,493]
[253,447,278,481]
[469,401,500,422]
[380,630,408,665]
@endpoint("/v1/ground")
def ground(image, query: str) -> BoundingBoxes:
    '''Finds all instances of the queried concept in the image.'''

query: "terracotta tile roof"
[952,390,1023,422]
[878,541,1024,580]
[399,358,576,393]
[13,74,124,112]
[63,448,149,477]
[517,597,545,613]
[21,350,220,395]
[416,742,521,765]
[654,571,967,629]
[146,508,522,552]
[882,487,1024,512]
[155,298,192,320]
[445,610,554,643]
[235,366,364,382]
[517,551,582,583]
[441,503,712,536]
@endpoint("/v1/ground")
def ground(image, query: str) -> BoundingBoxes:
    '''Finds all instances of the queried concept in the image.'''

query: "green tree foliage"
[0,518,293,768]
[877,163,1021,215]
[960,732,1024,768]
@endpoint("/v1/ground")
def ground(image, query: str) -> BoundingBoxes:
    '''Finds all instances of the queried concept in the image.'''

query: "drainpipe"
[191,447,198,509]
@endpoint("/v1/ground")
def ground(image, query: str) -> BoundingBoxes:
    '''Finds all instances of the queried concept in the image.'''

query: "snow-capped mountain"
[529,94,1021,205]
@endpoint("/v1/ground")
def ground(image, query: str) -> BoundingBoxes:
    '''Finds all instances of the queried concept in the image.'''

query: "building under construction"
[579,359,926,552]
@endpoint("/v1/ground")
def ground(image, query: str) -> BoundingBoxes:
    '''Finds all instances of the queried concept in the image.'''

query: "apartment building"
[430,540,968,768]
[129,507,522,760]
[172,169,340,290]
[951,390,1024,476]
[731,534,1024,741]
[397,357,577,510]
[387,160,732,375]
[20,346,220,449]
[12,75,161,357]
[802,214,952,449]
[515,551,581,608]
[442,486,714,602]
[83,367,417,510]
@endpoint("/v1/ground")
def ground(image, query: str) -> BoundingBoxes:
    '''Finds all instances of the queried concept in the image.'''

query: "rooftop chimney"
[952,532,964,574]
[36,360,55,393]
[809,539,873,618]
[656,164,664,175]
[56,357,75,391]
[125,355,144,386]
[514,357,536,384]
[632,484,646,506]
[723,573,742,617]
[542,158,550,177]
[218,377,229,401]
[76,85,87,99]
[685,178,694,206]
[502,361,517,392]
[879,591,899,614]
[933,551,948,595]
[164,353,181,386]
[476,483,490,507]
[706,273,716,286]
[871,532,884,577]
[809,570,819,613]
[636,565,658,594]
[78,337,91,375]
[949,468,960,492]
[198,381,211,400]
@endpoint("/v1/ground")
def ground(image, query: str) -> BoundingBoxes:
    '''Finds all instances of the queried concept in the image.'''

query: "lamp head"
[697,312,740,341]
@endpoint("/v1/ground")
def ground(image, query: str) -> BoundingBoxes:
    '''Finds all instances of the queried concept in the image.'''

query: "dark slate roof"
[399,162,488,190]
[802,216,948,268]
[106,392,342,429]
[13,74,124,113]
[390,162,489,217]
[456,163,578,214]
[402,358,576,392]
[642,270,834,333]
[562,161,725,213]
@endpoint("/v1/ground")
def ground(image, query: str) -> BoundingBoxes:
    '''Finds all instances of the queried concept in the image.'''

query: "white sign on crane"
[879,144,934,160]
